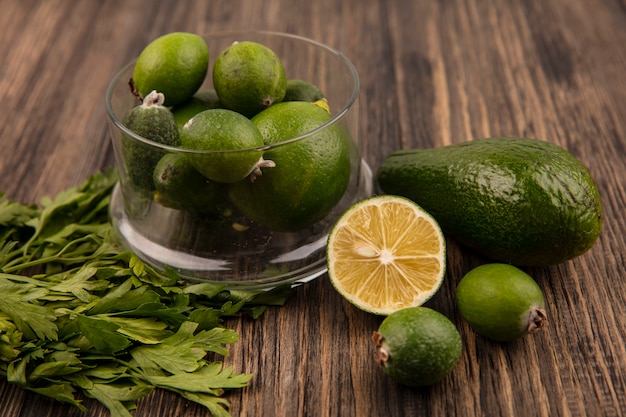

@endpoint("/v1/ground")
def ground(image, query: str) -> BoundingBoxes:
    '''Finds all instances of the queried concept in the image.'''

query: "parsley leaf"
[0,169,292,416]
[0,279,57,340]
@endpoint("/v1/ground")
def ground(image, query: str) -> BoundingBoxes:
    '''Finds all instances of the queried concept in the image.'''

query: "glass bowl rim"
[105,30,360,154]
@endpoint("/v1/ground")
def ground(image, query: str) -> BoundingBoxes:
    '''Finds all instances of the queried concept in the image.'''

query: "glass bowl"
[105,30,373,289]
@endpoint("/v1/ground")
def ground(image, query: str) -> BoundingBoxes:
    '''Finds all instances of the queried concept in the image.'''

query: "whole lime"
[372,307,462,387]
[456,263,547,342]
[180,109,265,183]
[133,32,209,107]
[228,101,352,232]
[212,41,286,117]
[172,89,222,131]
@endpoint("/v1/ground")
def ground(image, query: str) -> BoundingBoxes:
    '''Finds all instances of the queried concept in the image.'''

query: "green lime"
[180,109,265,183]
[212,41,286,117]
[228,101,352,232]
[133,32,209,107]
[122,91,180,191]
[172,89,222,131]
[153,152,227,214]
[456,263,547,342]
[372,307,462,387]
[283,79,324,102]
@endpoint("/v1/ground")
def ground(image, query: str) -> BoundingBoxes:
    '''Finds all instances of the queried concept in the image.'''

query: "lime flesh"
[327,195,446,315]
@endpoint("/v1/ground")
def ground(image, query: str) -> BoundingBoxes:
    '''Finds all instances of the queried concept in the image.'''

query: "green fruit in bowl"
[212,40,287,117]
[180,109,267,184]
[153,152,227,214]
[228,101,352,232]
[133,32,209,107]
[456,263,547,342]
[283,79,324,102]
[372,307,462,387]
[172,89,222,132]
[376,137,603,266]
[122,91,180,191]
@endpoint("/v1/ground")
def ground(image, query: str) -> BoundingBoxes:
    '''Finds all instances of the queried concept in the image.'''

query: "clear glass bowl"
[105,31,373,289]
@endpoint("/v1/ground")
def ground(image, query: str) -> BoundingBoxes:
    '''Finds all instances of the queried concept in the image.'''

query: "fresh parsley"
[0,169,291,417]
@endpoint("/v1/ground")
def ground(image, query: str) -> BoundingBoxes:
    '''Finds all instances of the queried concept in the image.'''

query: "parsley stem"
[2,234,103,273]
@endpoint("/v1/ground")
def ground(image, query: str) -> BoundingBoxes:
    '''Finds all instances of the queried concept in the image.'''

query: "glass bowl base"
[109,160,373,290]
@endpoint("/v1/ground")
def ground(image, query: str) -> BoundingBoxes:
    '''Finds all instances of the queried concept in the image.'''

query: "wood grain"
[0,0,624,416]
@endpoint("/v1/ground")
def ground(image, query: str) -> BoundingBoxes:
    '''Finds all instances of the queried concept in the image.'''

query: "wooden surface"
[1,0,625,416]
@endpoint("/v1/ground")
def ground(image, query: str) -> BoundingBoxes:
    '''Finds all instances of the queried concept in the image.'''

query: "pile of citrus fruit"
[122,32,352,232]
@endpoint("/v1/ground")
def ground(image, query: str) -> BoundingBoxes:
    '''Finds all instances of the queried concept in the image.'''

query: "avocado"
[122,91,180,191]
[376,137,602,266]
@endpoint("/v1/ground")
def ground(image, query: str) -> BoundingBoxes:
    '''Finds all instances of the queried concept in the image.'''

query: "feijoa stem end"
[372,331,389,367]
[248,157,276,182]
[142,90,166,108]
[528,307,548,334]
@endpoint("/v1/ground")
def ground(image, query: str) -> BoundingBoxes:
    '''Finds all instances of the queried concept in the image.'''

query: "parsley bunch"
[0,170,290,417]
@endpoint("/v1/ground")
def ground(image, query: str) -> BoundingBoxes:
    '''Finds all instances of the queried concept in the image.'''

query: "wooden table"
[1,1,625,416]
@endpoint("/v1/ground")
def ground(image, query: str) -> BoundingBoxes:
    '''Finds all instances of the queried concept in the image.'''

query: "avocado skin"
[376,137,603,266]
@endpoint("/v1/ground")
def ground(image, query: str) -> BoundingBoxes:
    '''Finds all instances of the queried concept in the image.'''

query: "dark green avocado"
[376,137,603,266]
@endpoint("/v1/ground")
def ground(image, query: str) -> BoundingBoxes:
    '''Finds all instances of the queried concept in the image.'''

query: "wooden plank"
[0,0,624,416]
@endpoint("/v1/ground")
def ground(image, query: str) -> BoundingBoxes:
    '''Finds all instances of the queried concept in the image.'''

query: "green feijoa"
[372,307,462,387]
[180,109,266,183]
[212,41,287,117]
[456,263,547,342]
[133,32,209,107]
[172,89,222,132]
[283,79,325,102]
[153,152,227,214]
[122,91,180,191]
